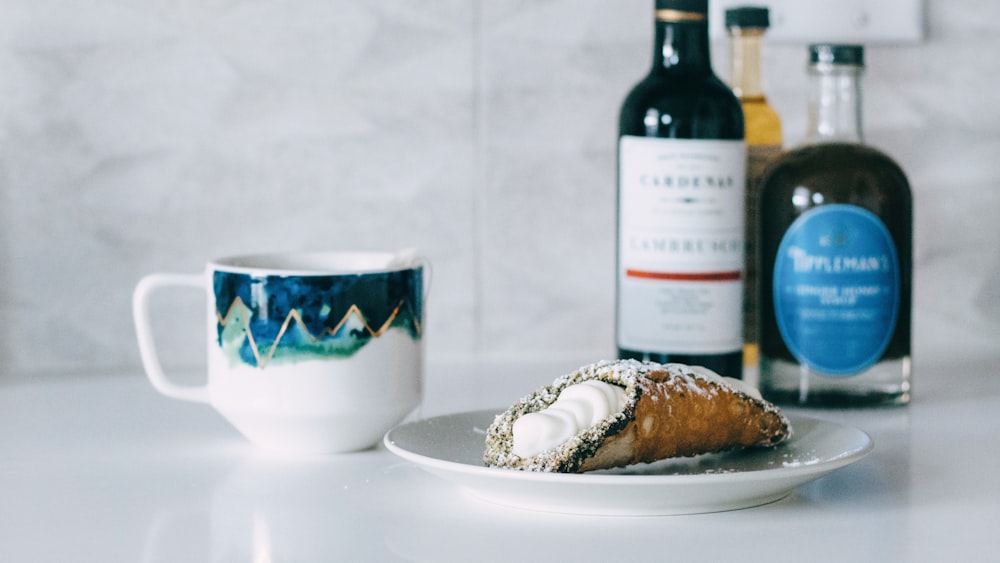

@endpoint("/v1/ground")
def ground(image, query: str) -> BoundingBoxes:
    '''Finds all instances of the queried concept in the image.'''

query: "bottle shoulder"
[624,71,738,104]
[769,143,906,175]
[620,72,744,139]
[742,98,782,146]
[761,142,912,201]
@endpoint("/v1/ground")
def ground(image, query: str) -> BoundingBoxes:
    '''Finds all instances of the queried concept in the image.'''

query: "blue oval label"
[773,204,900,375]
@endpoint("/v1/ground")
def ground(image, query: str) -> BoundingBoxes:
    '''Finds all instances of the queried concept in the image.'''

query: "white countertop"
[2,356,998,563]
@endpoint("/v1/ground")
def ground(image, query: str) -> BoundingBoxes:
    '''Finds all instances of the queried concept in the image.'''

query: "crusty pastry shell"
[484,360,791,473]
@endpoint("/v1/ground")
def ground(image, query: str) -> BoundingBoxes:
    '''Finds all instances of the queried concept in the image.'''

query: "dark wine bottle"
[758,44,913,406]
[616,0,746,378]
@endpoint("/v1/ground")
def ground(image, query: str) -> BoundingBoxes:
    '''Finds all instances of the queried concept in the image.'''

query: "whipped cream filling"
[511,379,626,458]
[686,365,762,400]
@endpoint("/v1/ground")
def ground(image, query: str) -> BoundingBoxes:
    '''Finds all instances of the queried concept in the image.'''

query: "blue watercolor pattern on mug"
[213,268,423,368]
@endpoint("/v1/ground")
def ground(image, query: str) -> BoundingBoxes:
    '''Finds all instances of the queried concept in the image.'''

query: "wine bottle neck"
[727,28,766,98]
[806,64,864,143]
[651,10,713,75]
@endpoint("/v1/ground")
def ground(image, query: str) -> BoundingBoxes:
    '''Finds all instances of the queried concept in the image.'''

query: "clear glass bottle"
[617,0,746,378]
[758,44,912,406]
[725,6,783,380]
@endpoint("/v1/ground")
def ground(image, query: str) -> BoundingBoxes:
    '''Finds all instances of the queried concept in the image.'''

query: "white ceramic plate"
[384,410,873,516]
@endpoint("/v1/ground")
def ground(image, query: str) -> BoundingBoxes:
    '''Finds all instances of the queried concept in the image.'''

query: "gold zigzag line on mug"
[216,296,421,368]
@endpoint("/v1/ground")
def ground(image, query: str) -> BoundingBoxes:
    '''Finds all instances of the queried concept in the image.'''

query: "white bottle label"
[617,136,746,354]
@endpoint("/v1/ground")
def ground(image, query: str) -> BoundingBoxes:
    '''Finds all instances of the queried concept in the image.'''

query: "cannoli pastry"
[483,359,791,473]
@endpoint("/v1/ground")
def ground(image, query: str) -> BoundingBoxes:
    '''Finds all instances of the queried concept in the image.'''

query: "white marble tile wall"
[1,0,998,378]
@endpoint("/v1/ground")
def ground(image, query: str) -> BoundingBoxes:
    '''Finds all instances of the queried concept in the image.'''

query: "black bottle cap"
[656,0,708,14]
[725,6,770,28]
[809,44,865,67]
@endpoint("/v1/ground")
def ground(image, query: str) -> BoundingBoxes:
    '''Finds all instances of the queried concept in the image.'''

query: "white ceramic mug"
[133,250,428,454]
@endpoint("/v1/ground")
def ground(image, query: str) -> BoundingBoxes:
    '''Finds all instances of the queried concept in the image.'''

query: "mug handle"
[132,273,210,404]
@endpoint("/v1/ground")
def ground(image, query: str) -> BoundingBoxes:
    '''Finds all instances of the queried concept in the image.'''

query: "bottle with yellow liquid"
[725,6,782,381]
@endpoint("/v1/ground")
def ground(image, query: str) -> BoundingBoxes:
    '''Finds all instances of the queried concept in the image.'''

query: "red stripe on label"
[626,269,742,281]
